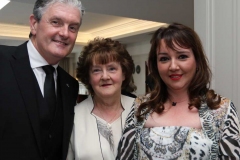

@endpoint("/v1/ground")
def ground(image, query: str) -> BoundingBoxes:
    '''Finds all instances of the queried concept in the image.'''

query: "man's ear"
[29,14,38,36]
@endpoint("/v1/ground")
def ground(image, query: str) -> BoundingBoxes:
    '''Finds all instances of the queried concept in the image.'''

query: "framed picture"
[136,65,141,74]
[133,64,135,74]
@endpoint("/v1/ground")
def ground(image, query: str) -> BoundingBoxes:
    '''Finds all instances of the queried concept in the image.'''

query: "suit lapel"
[10,42,42,155]
[57,67,76,158]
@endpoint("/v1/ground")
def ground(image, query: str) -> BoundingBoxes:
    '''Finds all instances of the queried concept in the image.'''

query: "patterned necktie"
[42,65,56,118]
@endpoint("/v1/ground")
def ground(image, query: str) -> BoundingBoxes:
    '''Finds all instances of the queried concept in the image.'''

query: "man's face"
[29,2,81,64]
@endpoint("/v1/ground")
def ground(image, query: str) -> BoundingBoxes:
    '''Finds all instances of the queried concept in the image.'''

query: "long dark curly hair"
[76,37,136,95]
[136,23,221,121]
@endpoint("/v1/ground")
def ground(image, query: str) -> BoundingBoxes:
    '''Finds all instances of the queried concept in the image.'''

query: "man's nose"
[59,25,69,38]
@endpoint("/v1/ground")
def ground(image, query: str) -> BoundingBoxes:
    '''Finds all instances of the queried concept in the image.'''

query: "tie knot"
[42,65,55,74]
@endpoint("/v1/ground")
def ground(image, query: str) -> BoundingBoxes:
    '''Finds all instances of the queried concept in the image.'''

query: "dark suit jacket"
[0,42,79,160]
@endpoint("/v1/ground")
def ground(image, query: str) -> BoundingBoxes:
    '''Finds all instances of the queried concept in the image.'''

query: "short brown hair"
[76,37,135,95]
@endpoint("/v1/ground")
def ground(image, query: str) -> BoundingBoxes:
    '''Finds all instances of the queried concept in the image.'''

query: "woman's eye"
[178,55,188,60]
[109,67,116,71]
[159,57,169,62]
[92,69,100,73]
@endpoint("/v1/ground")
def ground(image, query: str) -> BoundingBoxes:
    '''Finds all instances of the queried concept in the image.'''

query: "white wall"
[126,40,151,96]
[72,45,83,77]
[194,0,240,111]
[131,54,149,96]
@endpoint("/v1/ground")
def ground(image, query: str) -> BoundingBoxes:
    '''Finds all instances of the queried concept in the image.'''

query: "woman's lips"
[169,74,182,80]
[101,84,111,87]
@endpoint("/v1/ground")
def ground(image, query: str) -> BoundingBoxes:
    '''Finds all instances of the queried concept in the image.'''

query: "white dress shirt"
[27,40,58,96]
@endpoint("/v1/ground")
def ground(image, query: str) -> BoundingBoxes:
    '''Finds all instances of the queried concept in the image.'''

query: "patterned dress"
[116,96,240,160]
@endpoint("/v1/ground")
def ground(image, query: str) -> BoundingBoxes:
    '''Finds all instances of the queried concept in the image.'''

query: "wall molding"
[195,0,240,110]
[206,0,216,89]
[235,0,240,108]
[0,20,166,45]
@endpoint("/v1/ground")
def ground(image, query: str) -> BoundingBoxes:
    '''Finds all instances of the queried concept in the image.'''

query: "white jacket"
[67,95,135,160]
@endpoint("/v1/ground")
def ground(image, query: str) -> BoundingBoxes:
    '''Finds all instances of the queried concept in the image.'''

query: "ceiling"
[0,0,193,48]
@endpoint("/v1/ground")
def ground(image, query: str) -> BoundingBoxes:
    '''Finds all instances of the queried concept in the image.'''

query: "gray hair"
[33,0,84,22]
[29,0,84,37]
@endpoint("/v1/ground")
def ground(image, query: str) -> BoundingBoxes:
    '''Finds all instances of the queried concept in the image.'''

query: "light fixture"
[0,0,10,10]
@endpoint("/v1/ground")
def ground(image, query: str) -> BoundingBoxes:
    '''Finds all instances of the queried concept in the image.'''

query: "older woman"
[67,38,136,160]
[117,23,240,159]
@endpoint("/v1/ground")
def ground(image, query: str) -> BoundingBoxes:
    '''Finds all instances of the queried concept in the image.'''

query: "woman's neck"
[167,90,189,107]
[93,96,123,123]
[93,95,123,112]
[167,89,189,102]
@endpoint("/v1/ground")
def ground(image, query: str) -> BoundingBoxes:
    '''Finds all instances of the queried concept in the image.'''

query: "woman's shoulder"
[209,96,235,120]
[133,94,151,116]
[216,96,232,110]
[121,94,135,102]
[135,94,150,105]
[74,96,93,113]
[219,96,238,117]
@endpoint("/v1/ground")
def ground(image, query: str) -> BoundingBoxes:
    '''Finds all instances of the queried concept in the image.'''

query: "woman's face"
[89,60,125,98]
[157,40,197,92]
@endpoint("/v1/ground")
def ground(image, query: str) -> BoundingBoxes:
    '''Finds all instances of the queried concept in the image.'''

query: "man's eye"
[69,26,78,33]
[51,20,60,26]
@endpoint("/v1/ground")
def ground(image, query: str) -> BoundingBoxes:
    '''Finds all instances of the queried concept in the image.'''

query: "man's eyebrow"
[49,16,80,25]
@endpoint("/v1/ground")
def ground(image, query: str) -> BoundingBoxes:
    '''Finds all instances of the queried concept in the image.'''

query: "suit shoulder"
[0,44,17,49]
[0,45,17,59]
[58,67,78,83]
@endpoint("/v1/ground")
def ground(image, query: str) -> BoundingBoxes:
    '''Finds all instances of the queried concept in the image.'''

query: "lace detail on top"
[140,126,211,160]
[96,118,115,152]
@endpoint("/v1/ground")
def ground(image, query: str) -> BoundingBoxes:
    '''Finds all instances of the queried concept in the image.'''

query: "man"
[0,0,84,159]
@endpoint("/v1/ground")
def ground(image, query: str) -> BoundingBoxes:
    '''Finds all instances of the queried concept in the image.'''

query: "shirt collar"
[27,40,58,69]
